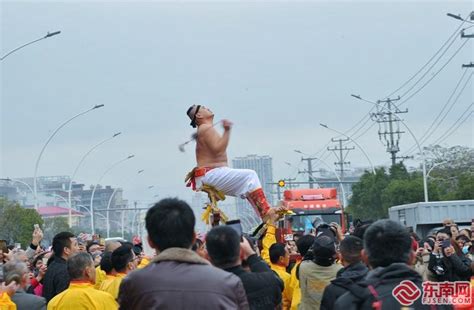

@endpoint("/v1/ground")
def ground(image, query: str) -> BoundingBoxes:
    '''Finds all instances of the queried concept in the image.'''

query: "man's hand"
[0,281,19,297]
[222,119,233,131]
[240,237,256,261]
[443,246,455,257]
[330,222,344,242]
[32,227,43,247]
[2,250,13,262]
[37,265,47,281]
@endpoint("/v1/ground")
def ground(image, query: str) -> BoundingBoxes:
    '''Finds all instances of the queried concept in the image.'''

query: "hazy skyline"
[1,1,472,207]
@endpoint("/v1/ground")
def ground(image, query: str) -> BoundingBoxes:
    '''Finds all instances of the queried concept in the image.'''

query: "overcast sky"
[1,0,472,207]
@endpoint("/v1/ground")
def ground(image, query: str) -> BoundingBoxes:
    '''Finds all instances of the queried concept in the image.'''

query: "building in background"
[232,154,274,232]
[2,176,128,235]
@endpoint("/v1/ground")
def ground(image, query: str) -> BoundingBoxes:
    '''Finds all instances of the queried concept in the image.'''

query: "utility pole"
[297,157,318,188]
[327,138,354,181]
[371,97,410,166]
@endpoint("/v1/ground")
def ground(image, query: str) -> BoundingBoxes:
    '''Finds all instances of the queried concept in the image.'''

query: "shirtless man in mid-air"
[186,104,278,222]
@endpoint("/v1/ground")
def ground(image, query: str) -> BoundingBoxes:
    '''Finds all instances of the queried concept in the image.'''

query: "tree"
[347,168,390,220]
[423,145,474,200]
[0,198,44,248]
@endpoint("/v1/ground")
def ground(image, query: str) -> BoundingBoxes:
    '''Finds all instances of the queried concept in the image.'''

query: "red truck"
[276,187,347,242]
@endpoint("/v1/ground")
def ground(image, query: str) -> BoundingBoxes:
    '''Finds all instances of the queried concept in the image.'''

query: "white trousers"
[195,167,261,199]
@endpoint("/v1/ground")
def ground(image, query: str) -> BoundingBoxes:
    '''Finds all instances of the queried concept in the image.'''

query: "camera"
[314,223,336,240]
[433,265,445,275]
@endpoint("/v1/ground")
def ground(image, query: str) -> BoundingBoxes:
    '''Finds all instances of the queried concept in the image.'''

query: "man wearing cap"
[185,105,275,222]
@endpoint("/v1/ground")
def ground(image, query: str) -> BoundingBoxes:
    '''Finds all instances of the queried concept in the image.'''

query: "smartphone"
[99,238,105,246]
[15,243,21,249]
[42,257,49,266]
[441,239,451,249]
[34,224,40,230]
[226,220,243,237]
[284,234,294,242]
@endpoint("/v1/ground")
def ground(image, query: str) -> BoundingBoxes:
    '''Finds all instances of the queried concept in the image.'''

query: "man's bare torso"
[196,124,228,168]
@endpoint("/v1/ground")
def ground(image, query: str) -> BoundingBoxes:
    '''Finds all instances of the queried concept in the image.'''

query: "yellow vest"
[99,273,127,300]
[0,293,16,310]
[94,266,107,289]
[271,264,292,310]
[47,281,118,310]
[289,262,301,310]
[137,257,150,269]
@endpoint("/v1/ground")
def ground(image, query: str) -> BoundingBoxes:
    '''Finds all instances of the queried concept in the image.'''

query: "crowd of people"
[1,197,473,309]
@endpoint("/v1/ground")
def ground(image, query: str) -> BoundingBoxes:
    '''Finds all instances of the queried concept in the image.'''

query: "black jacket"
[334,263,452,310]
[224,254,284,310]
[42,256,70,302]
[321,262,369,310]
[428,252,472,282]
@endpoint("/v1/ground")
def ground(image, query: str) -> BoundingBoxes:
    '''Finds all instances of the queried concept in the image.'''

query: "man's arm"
[247,254,272,273]
[241,238,272,273]
[200,121,231,154]
[233,278,249,310]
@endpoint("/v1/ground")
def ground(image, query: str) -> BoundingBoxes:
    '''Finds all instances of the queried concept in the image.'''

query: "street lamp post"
[427,161,449,179]
[351,94,429,202]
[90,155,134,234]
[319,123,376,175]
[1,31,61,61]
[67,132,121,213]
[106,169,144,238]
[33,104,105,210]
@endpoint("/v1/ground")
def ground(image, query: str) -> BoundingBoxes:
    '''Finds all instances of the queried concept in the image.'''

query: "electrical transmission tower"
[328,138,354,180]
[297,157,318,188]
[371,97,411,166]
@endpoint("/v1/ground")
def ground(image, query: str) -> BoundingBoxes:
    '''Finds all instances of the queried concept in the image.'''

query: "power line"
[385,19,467,98]
[431,103,474,146]
[341,14,471,148]
[399,39,470,106]
[403,71,473,155]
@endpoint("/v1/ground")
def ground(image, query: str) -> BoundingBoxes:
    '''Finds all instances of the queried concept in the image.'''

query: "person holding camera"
[206,226,284,310]
[298,230,342,310]
[428,227,472,282]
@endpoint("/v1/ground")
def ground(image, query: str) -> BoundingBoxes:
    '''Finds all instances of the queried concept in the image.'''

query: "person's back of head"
[146,198,195,252]
[363,219,412,268]
[296,235,315,261]
[206,226,240,268]
[111,244,135,273]
[352,221,373,240]
[52,231,76,258]
[67,252,95,283]
[100,252,114,274]
[296,235,315,258]
[312,235,337,267]
[270,243,289,267]
[339,236,363,266]
[105,240,121,253]
[3,260,28,288]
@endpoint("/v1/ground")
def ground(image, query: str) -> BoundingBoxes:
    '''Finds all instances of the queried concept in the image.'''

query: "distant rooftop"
[38,206,83,217]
